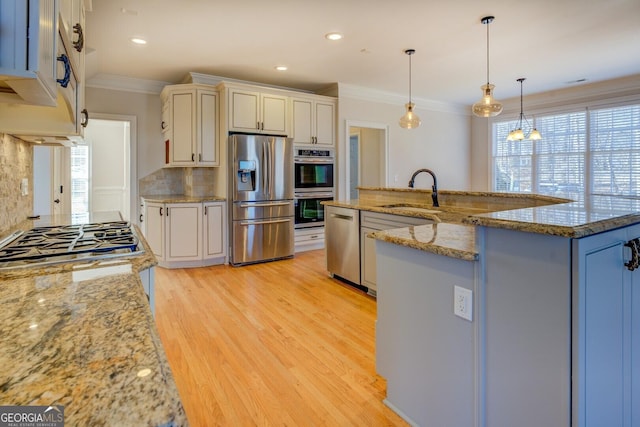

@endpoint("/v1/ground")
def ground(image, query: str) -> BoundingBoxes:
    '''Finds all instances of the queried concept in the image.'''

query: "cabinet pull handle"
[161,121,167,130]
[81,109,89,127]
[257,121,260,130]
[160,207,163,216]
[72,23,84,52]
[204,206,207,215]
[56,54,71,88]
[139,214,144,223]
[199,153,202,162]
[261,122,264,130]
[192,153,195,162]
[625,238,640,271]
[167,207,169,216]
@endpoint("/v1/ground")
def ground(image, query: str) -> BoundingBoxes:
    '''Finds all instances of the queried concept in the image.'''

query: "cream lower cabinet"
[166,203,202,262]
[142,200,226,268]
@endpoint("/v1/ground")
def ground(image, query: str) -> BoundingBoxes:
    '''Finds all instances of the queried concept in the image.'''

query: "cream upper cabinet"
[0,0,87,143]
[228,88,288,134]
[291,96,336,146]
[58,0,85,73]
[161,84,219,167]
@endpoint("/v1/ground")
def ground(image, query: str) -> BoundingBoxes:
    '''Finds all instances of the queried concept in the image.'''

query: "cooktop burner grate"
[0,221,142,267]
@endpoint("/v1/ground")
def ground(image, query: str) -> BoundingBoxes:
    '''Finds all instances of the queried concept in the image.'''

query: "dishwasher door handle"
[330,213,355,221]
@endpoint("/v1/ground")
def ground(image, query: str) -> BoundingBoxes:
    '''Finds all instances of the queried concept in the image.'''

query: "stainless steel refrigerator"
[228,134,294,265]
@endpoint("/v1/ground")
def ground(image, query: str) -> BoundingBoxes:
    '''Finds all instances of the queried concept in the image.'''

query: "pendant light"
[506,78,542,141]
[472,16,503,118]
[399,49,421,129]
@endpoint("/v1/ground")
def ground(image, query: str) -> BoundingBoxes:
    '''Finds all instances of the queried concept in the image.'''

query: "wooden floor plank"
[155,249,408,426]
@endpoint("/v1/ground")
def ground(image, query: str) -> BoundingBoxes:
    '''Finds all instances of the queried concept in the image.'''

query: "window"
[70,144,90,214]
[492,103,640,209]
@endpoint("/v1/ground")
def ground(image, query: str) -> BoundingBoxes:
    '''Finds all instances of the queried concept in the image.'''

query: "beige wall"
[337,93,470,199]
[0,134,34,234]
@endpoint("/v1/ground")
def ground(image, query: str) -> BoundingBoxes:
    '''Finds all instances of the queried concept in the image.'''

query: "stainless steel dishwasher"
[325,205,360,285]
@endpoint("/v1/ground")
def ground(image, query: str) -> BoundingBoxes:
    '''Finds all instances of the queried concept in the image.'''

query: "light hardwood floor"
[155,249,408,426]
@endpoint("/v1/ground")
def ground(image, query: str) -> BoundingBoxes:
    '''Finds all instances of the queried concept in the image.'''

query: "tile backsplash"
[0,134,33,235]
[139,167,215,198]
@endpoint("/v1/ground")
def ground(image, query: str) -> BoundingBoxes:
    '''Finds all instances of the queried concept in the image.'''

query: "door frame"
[343,120,389,200]
[85,113,138,222]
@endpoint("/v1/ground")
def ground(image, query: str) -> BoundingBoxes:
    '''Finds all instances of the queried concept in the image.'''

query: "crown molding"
[337,83,468,116]
[498,74,640,115]
[86,74,170,95]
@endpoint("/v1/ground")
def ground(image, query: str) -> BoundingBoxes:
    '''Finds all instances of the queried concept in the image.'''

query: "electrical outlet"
[20,178,29,196]
[454,286,472,321]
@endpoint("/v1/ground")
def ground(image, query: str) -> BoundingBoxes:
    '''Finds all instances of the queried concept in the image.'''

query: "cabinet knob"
[72,23,84,52]
[56,54,71,88]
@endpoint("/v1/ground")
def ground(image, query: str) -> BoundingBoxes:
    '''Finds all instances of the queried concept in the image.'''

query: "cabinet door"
[198,90,218,165]
[204,202,225,258]
[361,226,378,292]
[230,90,260,132]
[166,203,202,261]
[574,224,640,427]
[291,98,313,144]
[144,202,165,259]
[315,101,335,146]
[261,93,288,134]
[170,90,196,165]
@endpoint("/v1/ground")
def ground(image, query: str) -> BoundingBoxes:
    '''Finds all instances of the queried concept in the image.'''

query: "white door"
[52,146,71,216]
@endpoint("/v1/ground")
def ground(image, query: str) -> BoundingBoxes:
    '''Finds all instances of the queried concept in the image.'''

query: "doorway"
[344,120,388,200]
[33,114,137,222]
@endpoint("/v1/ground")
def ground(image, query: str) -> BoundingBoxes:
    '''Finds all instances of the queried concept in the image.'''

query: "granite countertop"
[0,213,188,426]
[324,188,640,260]
[141,194,226,203]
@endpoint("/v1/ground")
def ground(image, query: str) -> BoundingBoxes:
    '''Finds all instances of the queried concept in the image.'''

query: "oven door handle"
[295,192,334,199]
[294,158,334,164]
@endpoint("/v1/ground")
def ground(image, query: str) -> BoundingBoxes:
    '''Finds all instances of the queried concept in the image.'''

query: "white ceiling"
[85,0,640,106]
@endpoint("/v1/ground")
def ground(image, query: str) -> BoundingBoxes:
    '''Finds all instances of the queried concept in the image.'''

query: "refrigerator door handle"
[240,218,291,226]
[239,202,290,208]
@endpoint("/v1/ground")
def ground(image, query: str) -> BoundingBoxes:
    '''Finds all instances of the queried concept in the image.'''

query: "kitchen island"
[325,187,640,427]
[0,213,188,426]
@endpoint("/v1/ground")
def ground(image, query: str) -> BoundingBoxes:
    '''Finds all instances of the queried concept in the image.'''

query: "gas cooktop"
[0,221,144,270]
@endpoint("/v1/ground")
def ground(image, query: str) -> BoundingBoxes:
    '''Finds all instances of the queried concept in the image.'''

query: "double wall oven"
[293,148,334,229]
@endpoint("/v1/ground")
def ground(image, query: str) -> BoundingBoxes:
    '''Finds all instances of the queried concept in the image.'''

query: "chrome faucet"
[408,168,439,207]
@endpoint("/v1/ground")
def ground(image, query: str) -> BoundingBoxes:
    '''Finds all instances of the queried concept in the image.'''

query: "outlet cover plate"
[454,285,472,321]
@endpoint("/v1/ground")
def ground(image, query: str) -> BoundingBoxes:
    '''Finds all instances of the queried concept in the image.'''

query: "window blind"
[492,102,640,210]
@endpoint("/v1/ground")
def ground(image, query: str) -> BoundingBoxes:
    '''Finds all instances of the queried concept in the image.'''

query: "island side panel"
[376,240,477,427]
[482,226,571,427]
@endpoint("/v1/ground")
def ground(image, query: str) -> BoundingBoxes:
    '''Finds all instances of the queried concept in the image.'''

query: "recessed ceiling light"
[275,65,288,71]
[325,32,343,41]
[130,38,147,45]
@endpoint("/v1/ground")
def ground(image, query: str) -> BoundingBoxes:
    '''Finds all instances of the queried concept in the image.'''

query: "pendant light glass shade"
[472,16,502,118]
[506,78,542,141]
[399,49,421,129]
[399,102,421,129]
